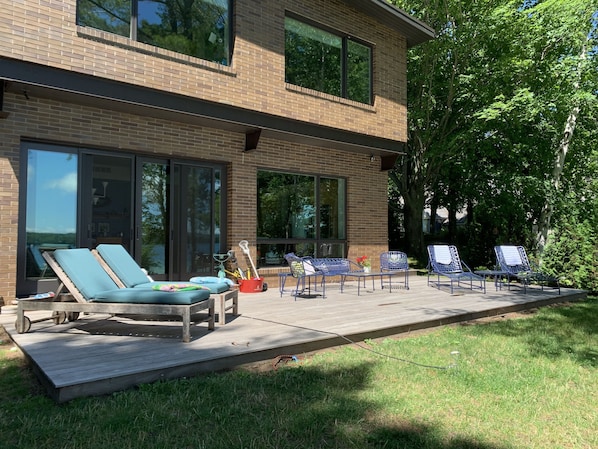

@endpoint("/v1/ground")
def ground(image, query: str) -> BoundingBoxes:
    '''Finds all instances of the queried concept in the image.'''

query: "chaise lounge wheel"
[67,312,80,322]
[15,316,31,334]
[52,311,67,325]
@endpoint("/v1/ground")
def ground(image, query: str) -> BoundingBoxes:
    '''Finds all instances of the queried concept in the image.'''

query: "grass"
[1,297,596,449]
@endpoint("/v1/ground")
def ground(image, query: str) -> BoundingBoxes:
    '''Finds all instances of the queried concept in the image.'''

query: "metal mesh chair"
[380,251,410,290]
[494,245,560,294]
[283,253,325,299]
[427,245,485,294]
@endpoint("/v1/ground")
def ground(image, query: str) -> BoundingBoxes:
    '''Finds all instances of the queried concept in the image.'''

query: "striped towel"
[501,246,523,266]
[152,284,205,292]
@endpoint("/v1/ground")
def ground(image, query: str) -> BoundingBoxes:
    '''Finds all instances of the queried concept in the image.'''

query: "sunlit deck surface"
[1,275,586,403]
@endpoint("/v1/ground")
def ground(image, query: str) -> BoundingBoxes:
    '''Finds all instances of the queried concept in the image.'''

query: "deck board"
[1,276,585,402]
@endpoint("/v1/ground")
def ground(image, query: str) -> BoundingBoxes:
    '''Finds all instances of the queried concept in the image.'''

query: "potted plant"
[356,255,371,273]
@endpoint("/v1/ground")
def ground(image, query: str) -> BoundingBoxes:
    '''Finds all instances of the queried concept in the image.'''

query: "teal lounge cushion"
[189,276,233,293]
[96,244,231,293]
[54,248,211,305]
[193,283,230,294]
[190,276,235,286]
[95,244,152,287]
[54,248,119,299]
[92,288,210,305]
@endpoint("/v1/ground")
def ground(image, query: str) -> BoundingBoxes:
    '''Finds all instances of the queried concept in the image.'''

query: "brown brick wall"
[0,0,407,141]
[0,0,405,298]
[0,93,389,299]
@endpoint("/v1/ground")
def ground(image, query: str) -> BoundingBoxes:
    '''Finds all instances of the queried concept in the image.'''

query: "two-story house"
[0,0,434,300]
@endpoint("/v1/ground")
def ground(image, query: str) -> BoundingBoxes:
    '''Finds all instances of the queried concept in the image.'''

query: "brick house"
[0,0,433,299]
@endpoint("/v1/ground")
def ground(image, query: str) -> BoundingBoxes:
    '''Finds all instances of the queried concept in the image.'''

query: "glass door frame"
[17,142,228,297]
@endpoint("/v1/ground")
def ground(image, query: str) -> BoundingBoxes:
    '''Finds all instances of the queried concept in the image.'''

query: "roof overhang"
[1,57,404,169]
[344,0,435,47]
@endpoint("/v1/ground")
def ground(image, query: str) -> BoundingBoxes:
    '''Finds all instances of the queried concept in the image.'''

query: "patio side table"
[474,270,510,291]
[340,271,408,296]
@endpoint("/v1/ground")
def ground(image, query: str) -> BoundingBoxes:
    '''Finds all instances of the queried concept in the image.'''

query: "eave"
[344,0,435,47]
[1,57,403,169]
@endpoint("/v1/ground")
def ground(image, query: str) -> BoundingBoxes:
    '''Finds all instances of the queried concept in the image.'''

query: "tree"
[530,1,597,252]
[389,0,504,259]
[389,0,598,268]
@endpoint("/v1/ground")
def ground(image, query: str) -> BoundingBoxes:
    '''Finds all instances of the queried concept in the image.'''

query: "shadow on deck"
[0,276,587,402]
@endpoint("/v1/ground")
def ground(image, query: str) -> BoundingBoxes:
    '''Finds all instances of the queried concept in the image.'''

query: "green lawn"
[1,297,596,449]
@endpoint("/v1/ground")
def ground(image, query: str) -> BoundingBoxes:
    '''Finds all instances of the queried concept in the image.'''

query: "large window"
[285,15,372,104]
[17,142,226,296]
[77,0,231,65]
[257,170,346,266]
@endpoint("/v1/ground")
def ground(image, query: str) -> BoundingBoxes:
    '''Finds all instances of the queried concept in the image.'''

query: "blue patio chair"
[380,251,410,290]
[16,248,214,342]
[427,245,485,294]
[94,244,238,324]
[283,253,325,299]
[494,245,560,294]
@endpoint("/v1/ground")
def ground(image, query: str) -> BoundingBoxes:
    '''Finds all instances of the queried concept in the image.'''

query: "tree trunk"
[403,191,426,258]
[536,103,580,252]
[448,204,457,242]
[536,42,586,253]
[430,193,439,236]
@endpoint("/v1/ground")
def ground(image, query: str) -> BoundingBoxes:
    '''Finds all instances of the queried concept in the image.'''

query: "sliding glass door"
[138,159,169,278]
[18,143,226,296]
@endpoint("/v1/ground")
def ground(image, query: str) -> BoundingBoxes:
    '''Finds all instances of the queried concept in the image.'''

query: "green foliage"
[543,217,598,292]
[388,0,598,280]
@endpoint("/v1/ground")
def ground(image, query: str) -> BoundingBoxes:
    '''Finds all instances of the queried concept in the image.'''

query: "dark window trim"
[285,11,374,105]
[256,168,347,255]
[76,0,234,66]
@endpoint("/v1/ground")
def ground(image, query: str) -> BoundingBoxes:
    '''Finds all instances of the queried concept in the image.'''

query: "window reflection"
[257,172,315,239]
[77,0,231,65]
[25,150,78,279]
[285,15,372,104]
[77,0,131,37]
[257,171,346,267]
[285,17,342,97]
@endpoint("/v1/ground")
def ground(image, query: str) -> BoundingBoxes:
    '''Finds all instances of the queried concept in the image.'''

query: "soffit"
[1,58,404,162]
[344,0,435,47]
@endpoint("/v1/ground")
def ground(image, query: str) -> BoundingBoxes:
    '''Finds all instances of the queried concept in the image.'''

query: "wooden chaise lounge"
[15,248,215,342]
[93,243,238,325]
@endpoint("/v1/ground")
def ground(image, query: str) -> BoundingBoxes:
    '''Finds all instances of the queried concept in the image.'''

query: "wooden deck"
[1,275,586,403]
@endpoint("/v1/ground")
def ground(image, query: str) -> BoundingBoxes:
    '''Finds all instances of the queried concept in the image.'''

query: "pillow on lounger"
[189,277,233,293]
[190,276,235,286]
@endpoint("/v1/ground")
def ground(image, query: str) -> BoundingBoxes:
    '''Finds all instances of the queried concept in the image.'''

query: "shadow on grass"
[0,356,511,449]
[466,298,598,367]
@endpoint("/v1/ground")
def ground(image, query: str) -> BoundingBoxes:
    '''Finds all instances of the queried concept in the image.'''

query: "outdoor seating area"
[494,245,561,294]
[427,245,486,294]
[15,248,215,343]
[281,251,411,298]
[93,244,239,324]
[282,253,408,298]
[13,244,564,346]
[281,245,560,299]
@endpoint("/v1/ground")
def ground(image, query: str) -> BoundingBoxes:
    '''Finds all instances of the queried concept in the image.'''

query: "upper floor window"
[77,0,231,65]
[285,15,372,104]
